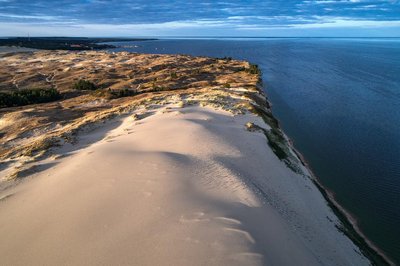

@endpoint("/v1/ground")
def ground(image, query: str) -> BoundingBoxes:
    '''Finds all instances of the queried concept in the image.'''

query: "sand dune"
[0,104,368,265]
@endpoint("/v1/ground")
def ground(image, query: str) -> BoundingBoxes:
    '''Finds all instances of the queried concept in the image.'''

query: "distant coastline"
[0,37,157,51]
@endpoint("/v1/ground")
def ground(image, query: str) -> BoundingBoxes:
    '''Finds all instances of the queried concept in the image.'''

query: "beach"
[0,50,370,265]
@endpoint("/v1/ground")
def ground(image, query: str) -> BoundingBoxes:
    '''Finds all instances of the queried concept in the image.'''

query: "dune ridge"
[0,51,370,265]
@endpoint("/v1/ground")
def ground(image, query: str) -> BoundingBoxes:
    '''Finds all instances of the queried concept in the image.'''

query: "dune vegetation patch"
[0,88,61,108]
[73,79,97,91]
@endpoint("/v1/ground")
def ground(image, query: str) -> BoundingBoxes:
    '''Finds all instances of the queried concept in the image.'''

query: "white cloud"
[290,16,400,28]
[0,13,61,21]
[0,14,399,37]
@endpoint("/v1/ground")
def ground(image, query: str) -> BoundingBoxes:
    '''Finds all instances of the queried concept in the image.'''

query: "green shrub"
[0,88,61,108]
[73,79,96,90]
[170,72,178,79]
[262,128,287,160]
[111,88,137,98]
[150,86,166,92]
[91,88,137,99]
[246,64,260,75]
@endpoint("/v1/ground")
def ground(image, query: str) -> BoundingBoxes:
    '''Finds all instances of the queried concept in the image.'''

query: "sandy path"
[0,106,368,265]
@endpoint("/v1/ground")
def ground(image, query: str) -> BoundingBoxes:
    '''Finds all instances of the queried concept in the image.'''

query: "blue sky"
[0,0,399,37]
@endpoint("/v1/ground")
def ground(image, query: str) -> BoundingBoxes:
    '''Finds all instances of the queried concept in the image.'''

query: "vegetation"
[0,88,61,108]
[170,72,178,79]
[221,56,232,61]
[236,67,246,72]
[91,88,137,99]
[73,79,97,91]
[265,128,287,160]
[246,64,261,75]
[150,86,167,92]
[247,103,301,173]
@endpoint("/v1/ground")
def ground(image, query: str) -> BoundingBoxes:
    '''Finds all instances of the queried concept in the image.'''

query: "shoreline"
[285,126,393,265]
[253,65,393,265]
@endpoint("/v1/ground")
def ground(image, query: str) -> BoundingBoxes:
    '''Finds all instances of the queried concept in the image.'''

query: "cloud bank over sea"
[0,0,399,36]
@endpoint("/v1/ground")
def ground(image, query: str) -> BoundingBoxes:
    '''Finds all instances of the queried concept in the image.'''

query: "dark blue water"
[109,38,400,263]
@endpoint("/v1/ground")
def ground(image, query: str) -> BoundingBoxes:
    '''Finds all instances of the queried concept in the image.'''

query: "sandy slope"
[0,105,368,265]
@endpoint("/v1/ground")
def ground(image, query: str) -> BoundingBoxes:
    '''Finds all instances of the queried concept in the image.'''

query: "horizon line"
[1,36,400,39]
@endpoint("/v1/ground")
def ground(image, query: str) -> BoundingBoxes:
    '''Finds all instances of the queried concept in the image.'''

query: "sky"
[0,0,399,37]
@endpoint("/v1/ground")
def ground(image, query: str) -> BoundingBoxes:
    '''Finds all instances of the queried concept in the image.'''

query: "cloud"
[0,0,399,36]
[0,13,61,21]
[290,16,400,28]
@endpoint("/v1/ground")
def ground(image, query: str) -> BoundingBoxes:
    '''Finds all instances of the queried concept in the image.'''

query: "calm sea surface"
[109,38,400,263]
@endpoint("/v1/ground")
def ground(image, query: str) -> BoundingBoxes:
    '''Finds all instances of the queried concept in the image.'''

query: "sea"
[108,38,400,263]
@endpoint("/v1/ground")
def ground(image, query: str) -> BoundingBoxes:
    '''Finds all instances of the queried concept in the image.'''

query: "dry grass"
[0,50,284,180]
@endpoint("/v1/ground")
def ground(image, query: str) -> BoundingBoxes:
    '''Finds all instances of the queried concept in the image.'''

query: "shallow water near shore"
[109,38,400,263]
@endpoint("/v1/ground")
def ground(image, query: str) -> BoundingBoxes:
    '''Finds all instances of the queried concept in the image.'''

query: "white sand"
[0,105,369,265]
